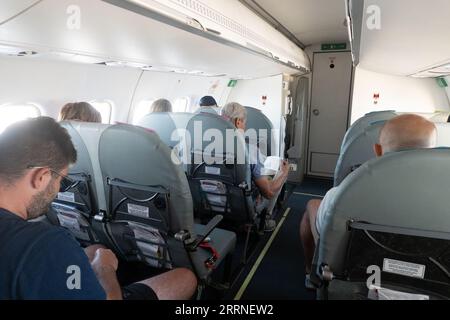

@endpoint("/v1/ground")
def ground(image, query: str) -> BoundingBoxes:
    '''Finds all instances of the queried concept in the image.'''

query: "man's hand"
[90,248,122,300]
[91,248,118,273]
[280,159,290,176]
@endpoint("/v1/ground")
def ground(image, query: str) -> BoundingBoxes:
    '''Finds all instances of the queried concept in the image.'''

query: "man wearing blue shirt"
[0,117,197,300]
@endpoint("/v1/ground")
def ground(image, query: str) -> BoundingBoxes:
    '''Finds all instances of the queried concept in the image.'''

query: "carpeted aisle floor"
[237,177,333,300]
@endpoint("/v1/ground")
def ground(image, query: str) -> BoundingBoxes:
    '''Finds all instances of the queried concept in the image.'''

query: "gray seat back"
[185,112,254,223]
[435,123,450,147]
[318,148,450,277]
[334,121,385,186]
[137,112,193,149]
[99,124,195,237]
[64,121,111,211]
[51,121,110,244]
[244,106,274,156]
[341,111,396,152]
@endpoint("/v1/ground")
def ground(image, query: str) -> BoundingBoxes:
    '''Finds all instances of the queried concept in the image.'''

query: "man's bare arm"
[91,249,123,300]
[255,160,289,199]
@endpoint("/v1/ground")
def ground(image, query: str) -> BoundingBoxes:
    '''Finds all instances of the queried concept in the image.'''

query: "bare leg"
[138,268,198,300]
[84,244,107,263]
[300,199,322,274]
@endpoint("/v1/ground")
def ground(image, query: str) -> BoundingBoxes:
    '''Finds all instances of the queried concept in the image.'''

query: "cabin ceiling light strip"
[412,62,450,78]
[103,61,152,68]
[0,45,37,56]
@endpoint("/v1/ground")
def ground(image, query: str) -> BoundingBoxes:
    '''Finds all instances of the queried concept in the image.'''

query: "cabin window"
[90,100,113,124]
[132,100,155,124]
[0,103,41,134]
[173,97,190,113]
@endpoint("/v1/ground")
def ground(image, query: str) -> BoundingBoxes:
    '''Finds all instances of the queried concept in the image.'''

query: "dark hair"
[59,102,102,123]
[0,117,77,183]
[199,96,217,107]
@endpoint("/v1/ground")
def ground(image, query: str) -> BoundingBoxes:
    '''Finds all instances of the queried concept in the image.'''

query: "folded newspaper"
[260,156,282,176]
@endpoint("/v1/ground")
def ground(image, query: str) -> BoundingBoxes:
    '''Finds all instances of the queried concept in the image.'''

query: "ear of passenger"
[236,118,246,130]
[373,144,383,157]
[28,167,54,192]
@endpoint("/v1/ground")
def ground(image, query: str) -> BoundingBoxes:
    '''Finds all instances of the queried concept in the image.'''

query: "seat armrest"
[189,215,223,249]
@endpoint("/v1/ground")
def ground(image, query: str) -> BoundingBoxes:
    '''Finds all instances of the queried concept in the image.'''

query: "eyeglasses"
[27,166,79,193]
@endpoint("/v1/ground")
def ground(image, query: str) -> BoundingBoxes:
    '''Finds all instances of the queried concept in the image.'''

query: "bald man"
[300,114,437,285]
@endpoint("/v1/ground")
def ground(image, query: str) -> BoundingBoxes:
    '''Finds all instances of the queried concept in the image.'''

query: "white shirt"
[315,187,340,235]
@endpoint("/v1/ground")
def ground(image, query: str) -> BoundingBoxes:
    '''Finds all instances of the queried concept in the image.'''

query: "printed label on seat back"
[383,258,426,279]
[127,204,150,219]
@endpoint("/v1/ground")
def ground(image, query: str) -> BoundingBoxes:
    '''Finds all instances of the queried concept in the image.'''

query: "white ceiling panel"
[358,0,450,76]
[254,0,349,46]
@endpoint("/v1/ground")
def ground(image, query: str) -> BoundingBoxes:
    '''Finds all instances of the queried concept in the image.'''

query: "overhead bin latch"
[186,18,205,31]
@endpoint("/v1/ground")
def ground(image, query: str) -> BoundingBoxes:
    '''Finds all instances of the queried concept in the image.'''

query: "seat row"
[49,106,275,290]
[49,121,236,292]
[335,111,450,186]
[314,111,450,299]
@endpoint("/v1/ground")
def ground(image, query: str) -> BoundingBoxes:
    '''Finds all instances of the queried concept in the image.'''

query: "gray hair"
[150,99,172,113]
[221,102,247,123]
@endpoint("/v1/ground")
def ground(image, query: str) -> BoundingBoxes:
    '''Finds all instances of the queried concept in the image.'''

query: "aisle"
[235,178,332,300]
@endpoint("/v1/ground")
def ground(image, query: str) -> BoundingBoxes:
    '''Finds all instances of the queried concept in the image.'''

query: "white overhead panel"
[351,0,450,77]
[253,0,349,46]
[0,0,41,24]
[0,0,309,78]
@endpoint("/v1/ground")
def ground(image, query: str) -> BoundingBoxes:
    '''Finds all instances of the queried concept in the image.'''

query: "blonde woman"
[149,99,172,113]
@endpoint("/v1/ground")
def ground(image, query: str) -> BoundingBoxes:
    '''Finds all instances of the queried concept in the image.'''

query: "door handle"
[312,109,320,116]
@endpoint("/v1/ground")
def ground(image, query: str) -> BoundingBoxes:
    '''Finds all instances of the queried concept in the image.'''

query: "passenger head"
[59,102,102,123]
[222,102,247,131]
[0,117,77,220]
[374,114,437,156]
[150,99,172,113]
[199,96,218,108]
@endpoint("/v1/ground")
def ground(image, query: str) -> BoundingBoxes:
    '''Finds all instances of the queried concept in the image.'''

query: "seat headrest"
[186,112,245,156]
[245,106,274,156]
[99,124,185,186]
[319,148,450,275]
[341,111,397,152]
[435,123,450,147]
[334,121,386,186]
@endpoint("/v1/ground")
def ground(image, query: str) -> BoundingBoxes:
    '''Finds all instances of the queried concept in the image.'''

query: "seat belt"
[199,242,220,269]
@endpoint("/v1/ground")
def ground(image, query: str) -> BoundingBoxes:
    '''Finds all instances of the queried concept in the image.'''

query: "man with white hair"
[222,102,289,231]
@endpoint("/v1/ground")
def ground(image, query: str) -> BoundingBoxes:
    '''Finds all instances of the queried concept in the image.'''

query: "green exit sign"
[321,43,347,51]
[228,80,238,87]
[436,77,448,88]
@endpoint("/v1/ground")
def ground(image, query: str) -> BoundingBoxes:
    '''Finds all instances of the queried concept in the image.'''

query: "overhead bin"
[122,0,309,71]
[346,0,450,78]
[0,0,309,78]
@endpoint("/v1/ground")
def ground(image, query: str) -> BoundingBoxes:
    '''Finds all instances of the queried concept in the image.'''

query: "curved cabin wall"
[0,56,232,122]
[351,67,450,123]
